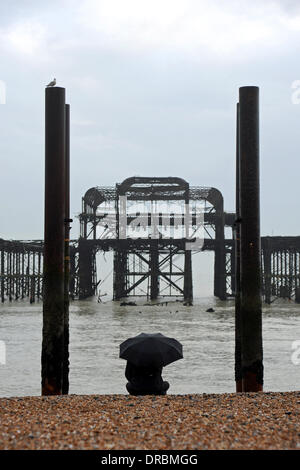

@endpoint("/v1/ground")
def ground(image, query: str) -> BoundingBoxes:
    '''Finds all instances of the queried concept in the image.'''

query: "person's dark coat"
[125,361,169,395]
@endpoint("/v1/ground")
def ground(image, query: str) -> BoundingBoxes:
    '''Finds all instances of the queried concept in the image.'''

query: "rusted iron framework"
[0,238,44,303]
[1,181,300,304]
[0,238,78,303]
[73,174,300,304]
[3,236,299,304]
[261,237,300,304]
[78,176,229,301]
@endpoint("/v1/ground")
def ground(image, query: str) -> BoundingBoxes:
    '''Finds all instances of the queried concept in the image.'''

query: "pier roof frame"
[82,177,224,213]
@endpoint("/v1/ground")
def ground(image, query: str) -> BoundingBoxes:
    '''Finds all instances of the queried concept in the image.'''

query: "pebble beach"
[0,391,299,450]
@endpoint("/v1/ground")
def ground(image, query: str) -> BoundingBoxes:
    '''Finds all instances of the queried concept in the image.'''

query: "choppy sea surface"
[0,297,299,397]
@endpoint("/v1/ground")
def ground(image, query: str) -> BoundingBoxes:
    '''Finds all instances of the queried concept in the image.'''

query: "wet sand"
[0,392,299,450]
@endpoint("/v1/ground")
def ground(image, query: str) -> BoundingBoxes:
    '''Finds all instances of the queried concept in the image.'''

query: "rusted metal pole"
[21,252,25,299]
[183,250,193,304]
[37,252,41,300]
[1,250,4,302]
[63,103,71,394]
[235,102,242,392]
[184,191,193,304]
[42,86,66,396]
[213,196,226,300]
[8,252,12,301]
[150,240,159,300]
[113,247,127,300]
[239,86,263,392]
[296,287,300,303]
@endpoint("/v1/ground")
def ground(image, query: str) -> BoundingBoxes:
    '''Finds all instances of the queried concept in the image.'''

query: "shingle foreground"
[0,392,299,450]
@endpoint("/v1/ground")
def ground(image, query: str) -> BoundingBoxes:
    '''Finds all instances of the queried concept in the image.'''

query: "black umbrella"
[119,332,183,368]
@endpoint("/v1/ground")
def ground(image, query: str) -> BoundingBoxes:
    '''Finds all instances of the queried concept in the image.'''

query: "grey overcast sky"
[1,0,300,240]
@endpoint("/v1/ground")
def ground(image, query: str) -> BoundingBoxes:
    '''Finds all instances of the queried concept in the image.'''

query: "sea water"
[0,297,299,397]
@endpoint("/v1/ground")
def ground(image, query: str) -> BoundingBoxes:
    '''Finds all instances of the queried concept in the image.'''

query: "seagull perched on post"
[46,78,56,87]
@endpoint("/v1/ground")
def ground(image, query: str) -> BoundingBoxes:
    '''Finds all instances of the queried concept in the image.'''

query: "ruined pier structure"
[78,177,227,302]
[0,239,43,303]
[1,176,300,303]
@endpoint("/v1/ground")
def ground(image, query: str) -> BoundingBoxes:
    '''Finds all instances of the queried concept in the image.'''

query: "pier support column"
[30,275,35,304]
[295,287,300,303]
[63,103,70,395]
[231,243,236,295]
[1,250,4,302]
[42,86,66,396]
[150,241,159,300]
[214,215,226,300]
[184,249,193,304]
[78,239,95,299]
[239,86,263,392]
[113,249,127,300]
[235,102,242,392]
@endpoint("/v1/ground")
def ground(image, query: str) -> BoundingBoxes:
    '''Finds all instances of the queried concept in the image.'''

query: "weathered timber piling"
[213,194,226,300]
[1,249,4,302]
[150,240,159,300]
[42,86,66,395]
[184,195,193,304]
[113,247,127,300]
[63,103,71,395]
[295,287,300,303]
[239,86,263,392]
[37,252,41,299]
[30,273,35,304]
[235,102,242,392]
[78,239,96,299]
[183,250,193,304]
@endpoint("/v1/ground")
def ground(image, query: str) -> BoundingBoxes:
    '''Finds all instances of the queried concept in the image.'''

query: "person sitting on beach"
[125,361,169,396]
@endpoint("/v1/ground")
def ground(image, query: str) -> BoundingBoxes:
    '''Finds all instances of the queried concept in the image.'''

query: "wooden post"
[239,86,263,392]
[113,247,127,300]
[213,196,226,300]
[1,250,4,302]
[42,86,66,395]
[184,249,193,304]
[235,102,242,392]
[63,103,71,394]
[150,240,159,300]
[184,192,193,304]
[78,239,96,299]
